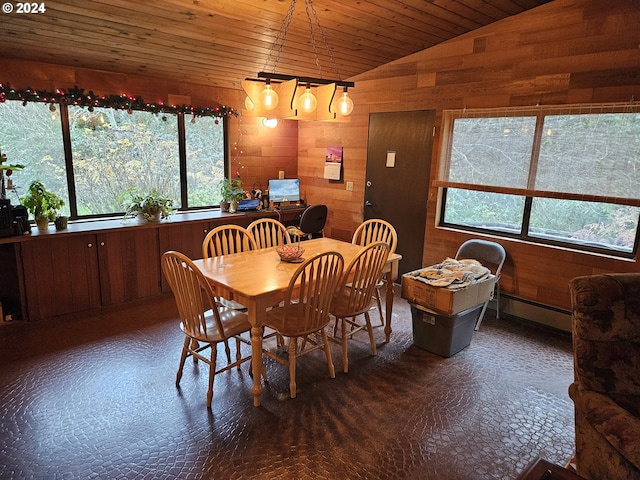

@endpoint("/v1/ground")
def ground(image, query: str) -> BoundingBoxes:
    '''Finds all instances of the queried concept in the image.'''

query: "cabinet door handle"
[100,242,105,246]
[87,243,93,248]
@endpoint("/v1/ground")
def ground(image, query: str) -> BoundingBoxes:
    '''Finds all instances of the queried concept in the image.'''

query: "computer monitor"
[268,178,301,203]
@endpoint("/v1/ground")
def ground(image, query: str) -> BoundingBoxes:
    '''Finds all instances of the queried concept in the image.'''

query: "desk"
[193,237,402,406]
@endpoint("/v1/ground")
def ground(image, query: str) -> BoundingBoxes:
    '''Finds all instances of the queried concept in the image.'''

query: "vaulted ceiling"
[2,0,552,89]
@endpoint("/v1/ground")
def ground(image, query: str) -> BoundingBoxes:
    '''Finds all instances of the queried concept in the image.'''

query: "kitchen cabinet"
[22,234,101,320]
[21,228,160,320]
[3,208,285,321]
[97,229,161,305]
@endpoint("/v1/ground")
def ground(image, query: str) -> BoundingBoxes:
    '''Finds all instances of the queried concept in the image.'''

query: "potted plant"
[123,188,174,222]
[21,180,65,231]
[218,178,245,213]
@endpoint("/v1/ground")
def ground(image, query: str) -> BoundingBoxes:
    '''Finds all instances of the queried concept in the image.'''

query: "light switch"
[346,181,354,191]
[278,170,285,179]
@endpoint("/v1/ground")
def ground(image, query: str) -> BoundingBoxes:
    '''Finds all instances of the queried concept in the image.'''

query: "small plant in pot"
[21,180,65,231]
[123,188,174,222]
[218,178,245,213]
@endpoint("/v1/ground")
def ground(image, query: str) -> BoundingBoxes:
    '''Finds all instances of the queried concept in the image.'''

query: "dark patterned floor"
[0,287,575,479]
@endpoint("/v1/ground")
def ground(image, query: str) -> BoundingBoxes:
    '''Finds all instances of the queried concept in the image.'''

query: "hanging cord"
[305,0,341,81]
[261,0,341,81]
[262,0,298,73]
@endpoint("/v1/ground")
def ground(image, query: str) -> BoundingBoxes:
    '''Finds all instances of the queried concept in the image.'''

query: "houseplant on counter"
[123,188,174,222]
[21,180,65,231]
[218,178,245,213]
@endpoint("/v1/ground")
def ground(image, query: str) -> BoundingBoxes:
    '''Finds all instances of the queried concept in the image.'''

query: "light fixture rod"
[252,72,354,88]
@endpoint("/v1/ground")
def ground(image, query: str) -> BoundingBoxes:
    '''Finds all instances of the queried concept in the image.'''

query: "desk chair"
[455,239,506,330]
[161,251,253,408]
[287,204,328,241]
[329,242,390,373]
[262,251,344,398]
[351,219,398,326]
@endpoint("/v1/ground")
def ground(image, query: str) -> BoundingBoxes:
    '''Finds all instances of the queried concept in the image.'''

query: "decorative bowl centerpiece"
[276,244,305,263]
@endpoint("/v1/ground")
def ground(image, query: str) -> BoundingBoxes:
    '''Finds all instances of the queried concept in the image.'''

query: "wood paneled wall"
[299,0,640,311]
[0,59,298,193]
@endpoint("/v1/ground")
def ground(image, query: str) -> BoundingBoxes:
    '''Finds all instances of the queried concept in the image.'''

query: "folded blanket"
[407,257,491,290]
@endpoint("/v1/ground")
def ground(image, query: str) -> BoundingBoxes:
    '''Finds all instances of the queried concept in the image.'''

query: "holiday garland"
[0,83,237,118]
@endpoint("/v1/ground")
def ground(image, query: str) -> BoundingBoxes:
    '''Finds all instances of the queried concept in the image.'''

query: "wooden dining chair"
[161,250,253,408]
[262,251,344,398]
[202,224,257,258]
[329,242,390,372]
[247,217,291,249]
[202,224,257,311]
[351,219,398,326]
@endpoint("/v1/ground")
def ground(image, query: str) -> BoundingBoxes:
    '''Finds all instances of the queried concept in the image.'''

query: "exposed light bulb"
[337,89,354,116]
[244,96,254,111]
[259,82,278,110]
[298,86,317,113]
[262,118,278,128]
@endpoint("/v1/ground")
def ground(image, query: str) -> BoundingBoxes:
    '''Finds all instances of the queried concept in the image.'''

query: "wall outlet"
[346,181,354,191]
[278,170,285,179]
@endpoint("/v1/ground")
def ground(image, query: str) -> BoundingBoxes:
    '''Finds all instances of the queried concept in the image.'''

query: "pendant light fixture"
[298,84,317,113]
[241,0,354,122]
[336,87,354,117]
[258,80,278,111]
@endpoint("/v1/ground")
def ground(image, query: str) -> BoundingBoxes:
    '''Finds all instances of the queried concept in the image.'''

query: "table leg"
[384,274,394,342]
[250,324,263,406]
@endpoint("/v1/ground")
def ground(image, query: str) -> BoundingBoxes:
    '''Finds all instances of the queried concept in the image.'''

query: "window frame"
[436,103,640,258]
[2,98,230,220]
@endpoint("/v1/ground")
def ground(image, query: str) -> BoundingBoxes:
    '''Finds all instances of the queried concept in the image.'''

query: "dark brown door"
[365,110,435,276]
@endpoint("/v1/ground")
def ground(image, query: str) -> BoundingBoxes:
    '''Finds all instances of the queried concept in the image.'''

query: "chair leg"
[374,286,384,326]
[340,317,349,373]
[321,329,335,379]
[207,344,217,408]
[191,338,200,363]
[234,337,242,368]
[224,339,231,364]
[176,336,190,386]
[288,337,297,398]
[474,301,490,331]
[495,284,501,319]
[364,312,377,356]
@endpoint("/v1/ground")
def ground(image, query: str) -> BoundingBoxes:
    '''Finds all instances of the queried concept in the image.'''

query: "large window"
[438,104,640,256]
[0,101,69,215]
[0,99,227,218]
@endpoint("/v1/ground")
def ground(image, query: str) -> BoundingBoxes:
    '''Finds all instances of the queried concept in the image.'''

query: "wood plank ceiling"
[1,0,552,89]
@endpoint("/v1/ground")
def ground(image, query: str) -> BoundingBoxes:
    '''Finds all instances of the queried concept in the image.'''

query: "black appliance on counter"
[0,199,31,237]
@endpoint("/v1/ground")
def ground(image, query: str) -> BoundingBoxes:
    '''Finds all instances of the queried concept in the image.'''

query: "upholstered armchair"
[568,274,640,480]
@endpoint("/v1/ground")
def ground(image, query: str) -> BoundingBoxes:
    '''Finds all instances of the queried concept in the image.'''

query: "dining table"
[192,237,402,406]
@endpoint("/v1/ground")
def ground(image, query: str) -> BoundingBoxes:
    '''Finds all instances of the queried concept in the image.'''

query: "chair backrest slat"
[248,218,291,249]
[338,242,390,315]
[162,250,226,338]
[282,251,344,335]
[203,225,257,258]
[352,219,398,253]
